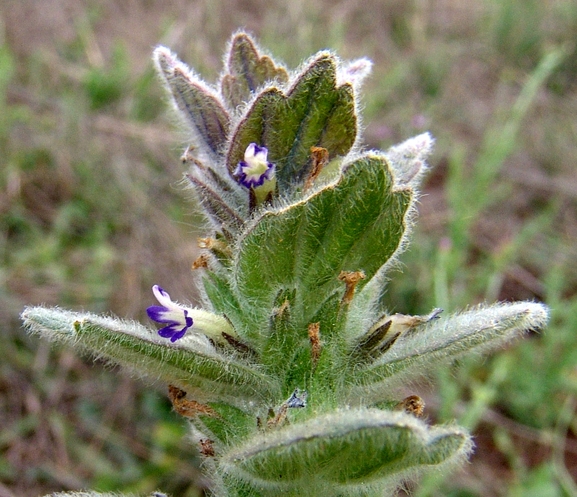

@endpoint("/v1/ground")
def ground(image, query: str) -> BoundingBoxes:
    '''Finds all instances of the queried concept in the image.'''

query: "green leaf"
[226,53,357,192]
[234,154,412,333]
[21,306,277,403]
[222,409,470,489]
[199,402,256,446]
[186,170,245,232]
[351,302,549,393]
[221,32,289,110]
[203,273,250,339]
[259,289,300,375]
[154,46,230,156]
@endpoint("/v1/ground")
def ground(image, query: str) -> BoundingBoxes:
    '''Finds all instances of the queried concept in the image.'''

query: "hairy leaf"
[226,53,357,192]
[221,32,289,110]
[21,306,277,404]
[154,46,230,156]
[351,302,549,396]
[234,154,412,332]
[222,409,470,489]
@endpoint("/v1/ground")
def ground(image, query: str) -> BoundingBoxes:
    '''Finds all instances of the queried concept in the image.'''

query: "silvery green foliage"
[21,32,549,497]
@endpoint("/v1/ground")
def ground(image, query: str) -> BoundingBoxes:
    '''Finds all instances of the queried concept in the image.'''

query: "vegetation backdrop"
[1,1,576,496]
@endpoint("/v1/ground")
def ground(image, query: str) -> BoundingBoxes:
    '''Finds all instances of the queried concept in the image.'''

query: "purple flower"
[147,285,193,342]
[233,143,275,189]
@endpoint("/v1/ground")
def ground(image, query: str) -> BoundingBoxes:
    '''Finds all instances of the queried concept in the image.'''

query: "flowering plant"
[21,32,548,497]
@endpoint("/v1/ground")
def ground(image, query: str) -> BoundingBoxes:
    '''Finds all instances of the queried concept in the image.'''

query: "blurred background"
[1,0,576,496]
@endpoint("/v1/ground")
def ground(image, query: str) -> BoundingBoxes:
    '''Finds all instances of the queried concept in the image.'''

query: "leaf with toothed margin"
[21,306,277,403]
[226,53,357,193]
[221,32,289,110]
[221,409,471,490]
[154,46,230,156]
[349,302,549,394]
[234,154,412,334]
